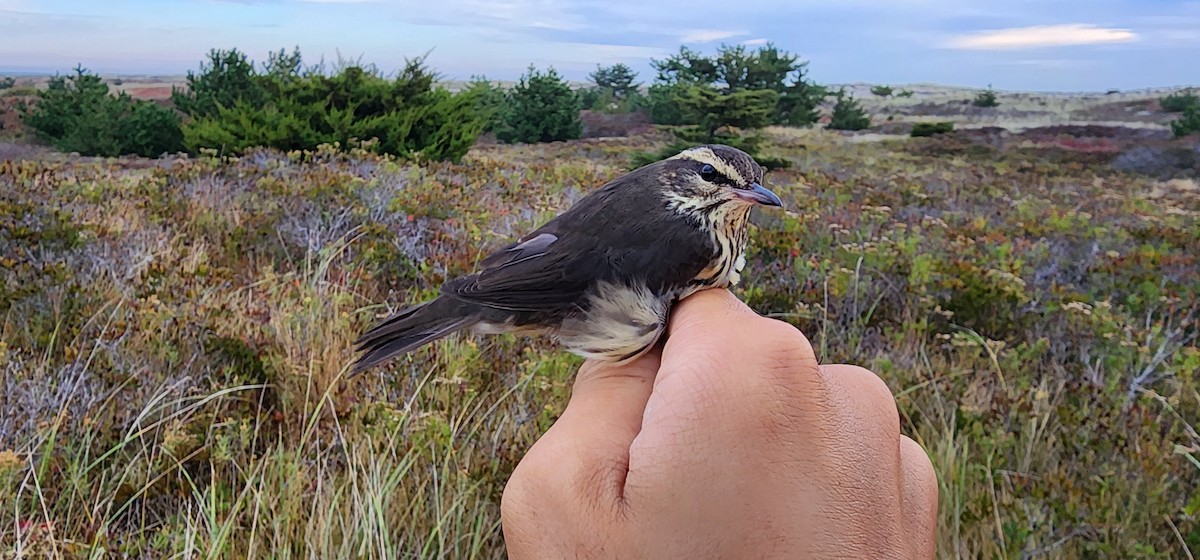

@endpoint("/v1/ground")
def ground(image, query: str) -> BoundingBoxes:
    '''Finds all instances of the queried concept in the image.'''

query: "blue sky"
[1,0,1198,91]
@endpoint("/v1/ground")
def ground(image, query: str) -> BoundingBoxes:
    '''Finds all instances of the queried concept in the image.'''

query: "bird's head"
[660,145,783,219]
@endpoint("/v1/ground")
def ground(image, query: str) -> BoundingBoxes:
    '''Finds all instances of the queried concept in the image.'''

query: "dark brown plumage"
[352,144,782,373]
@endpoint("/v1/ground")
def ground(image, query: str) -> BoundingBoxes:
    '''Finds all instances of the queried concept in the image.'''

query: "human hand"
[501,289,938,559]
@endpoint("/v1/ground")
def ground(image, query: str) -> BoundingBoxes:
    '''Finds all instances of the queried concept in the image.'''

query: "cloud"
[947,23,1137,50]
[680,29,743,43]
[742,38,770,46]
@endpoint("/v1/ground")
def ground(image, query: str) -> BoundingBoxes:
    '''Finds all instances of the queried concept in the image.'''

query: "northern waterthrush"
[352,144,782,373]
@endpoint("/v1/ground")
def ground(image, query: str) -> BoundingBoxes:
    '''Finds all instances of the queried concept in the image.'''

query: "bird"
[351,144,783,374]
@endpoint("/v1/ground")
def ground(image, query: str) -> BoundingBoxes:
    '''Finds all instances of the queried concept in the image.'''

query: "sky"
[1,0,1198,92]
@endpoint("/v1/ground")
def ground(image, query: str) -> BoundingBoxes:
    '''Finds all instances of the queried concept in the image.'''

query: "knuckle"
[505,439,562,506]
[735,324,826,443]
[828,365,901,440]
[753,319,819,379]
[901,436,938,494]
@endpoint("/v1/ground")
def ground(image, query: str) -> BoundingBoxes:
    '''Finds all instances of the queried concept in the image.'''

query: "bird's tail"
[352,296,480,374]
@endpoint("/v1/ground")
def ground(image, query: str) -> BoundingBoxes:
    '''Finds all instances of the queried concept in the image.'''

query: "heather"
[2,123,1198,557]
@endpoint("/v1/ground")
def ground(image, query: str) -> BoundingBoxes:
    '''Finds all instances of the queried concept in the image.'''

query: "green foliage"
[172,48,267,119]
[461,75,508,133]
[1171,104,1200,138]
[178,51,483,162]
[776,77,827,127]
[645,83,689,125]
[827,90,870,131]
[20,65,183,157]
[579,86,644,113]
[588,63,640,98]
[496,65,581,144]
[0,76,16,90]
[871,85,894,97]
[973,86,1000,108]
[897,89,915,98]
[1161,89,1199,113]
[647,43,826,127]
[678,85,777,134]
[633,84,788,169]
[911,121,955,137]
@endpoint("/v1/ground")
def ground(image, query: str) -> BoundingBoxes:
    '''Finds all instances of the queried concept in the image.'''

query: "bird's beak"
[735,183,783,207]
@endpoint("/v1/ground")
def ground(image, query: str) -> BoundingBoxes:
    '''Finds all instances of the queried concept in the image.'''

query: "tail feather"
[352,297,479,373]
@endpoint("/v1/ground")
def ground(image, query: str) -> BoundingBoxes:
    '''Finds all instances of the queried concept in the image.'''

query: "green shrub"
[871,85,894,97]
[0,76,15,90]
[1171,104,1200,138]
[461,75,508,133]
[973,86,999,108]
[645,83,689,125]
[827,90,870,131]
[911,121,955,137]
[1161,89,1199,113]
[172,48,267,119]
[20,66,183,157]
[579,86,644,113]
[897,89,915,98]
[496,65,581,144]
[179,52,483,161]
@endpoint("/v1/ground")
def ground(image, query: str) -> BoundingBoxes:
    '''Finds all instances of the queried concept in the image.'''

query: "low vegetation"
[1161,89,1199,113]
[2,126,1197,558]
[1172,105,1200,138]
[911,121,955,137]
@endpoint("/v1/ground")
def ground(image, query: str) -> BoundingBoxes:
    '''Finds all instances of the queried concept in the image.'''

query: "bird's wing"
[441,197,613,312]
[441,169,715,313]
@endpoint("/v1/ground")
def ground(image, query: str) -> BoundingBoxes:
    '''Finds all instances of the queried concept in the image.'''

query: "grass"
[1,129,1198,558]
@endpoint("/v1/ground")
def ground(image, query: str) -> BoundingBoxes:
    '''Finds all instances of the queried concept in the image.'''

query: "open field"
[1,91,1199,558]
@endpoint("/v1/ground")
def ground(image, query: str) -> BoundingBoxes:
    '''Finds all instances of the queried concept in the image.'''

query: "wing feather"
[442,163,715,313]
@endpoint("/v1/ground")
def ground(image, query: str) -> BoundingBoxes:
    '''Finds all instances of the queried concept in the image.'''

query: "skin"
[501,289,938,559]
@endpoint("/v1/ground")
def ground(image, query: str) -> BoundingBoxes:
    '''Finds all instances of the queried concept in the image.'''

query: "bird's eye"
[699,164,718,182]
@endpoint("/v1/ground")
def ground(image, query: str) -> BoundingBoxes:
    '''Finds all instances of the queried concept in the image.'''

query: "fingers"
[821,364,940,556]
[628,289,824,494]
[645,289,820,432]
[505,348,662,520]
[901,436,939,559]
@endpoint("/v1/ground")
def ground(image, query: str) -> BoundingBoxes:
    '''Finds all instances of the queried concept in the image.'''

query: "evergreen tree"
[462,75,508,133]
[179,51,483,161]
[633,85,787,169]
[589,63,640,98]
[827,90,871,131]
[21,65,182,157]
[172,48,266,119]
[972,85,999,108]
[496,65,581,144]
[647,43,825,127]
